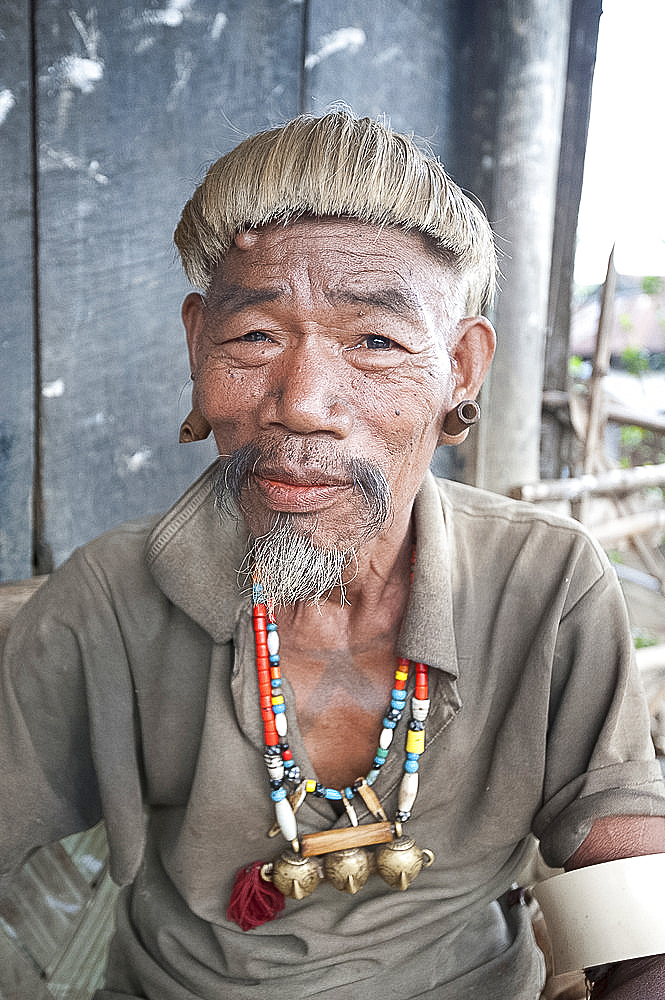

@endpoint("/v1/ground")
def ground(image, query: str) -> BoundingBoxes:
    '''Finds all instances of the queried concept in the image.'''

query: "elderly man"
[2,111,665,1000]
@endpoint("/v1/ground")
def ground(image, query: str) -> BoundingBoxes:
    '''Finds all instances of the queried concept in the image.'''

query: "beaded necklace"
[225,581,435,928]
[252,581,430,836]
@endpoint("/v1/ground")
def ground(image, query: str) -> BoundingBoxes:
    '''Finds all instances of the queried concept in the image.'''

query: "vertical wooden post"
[583,246,616,474]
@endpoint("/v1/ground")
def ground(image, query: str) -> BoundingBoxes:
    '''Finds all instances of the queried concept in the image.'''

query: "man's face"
[184,217,491,550]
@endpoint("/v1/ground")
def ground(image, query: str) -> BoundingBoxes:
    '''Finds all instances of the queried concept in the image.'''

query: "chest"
[277,632,404,789]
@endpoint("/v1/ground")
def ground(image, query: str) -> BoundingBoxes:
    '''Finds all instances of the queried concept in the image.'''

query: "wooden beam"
[512,463,665,503]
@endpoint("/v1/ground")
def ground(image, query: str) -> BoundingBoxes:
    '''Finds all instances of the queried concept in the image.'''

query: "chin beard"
[212,439,392,606]
[241,516,357,607]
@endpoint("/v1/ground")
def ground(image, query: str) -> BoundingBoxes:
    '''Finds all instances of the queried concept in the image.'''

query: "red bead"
[282,748,293,761]
[415,662,428,699]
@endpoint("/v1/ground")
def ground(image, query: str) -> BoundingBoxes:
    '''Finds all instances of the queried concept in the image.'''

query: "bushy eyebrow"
[325,285,422,318]
[205,281,423,320]
[205,283,284,313]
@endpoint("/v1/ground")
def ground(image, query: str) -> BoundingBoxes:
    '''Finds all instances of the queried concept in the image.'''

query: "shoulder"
[433,476,611,600]
[434,475,602,544]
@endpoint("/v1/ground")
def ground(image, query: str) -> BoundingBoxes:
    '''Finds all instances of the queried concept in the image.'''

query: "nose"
[264,339,353,438]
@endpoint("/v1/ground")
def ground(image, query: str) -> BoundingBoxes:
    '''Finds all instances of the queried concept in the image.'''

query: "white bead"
[398,771,419,813]
[275,796,298,843]
[275,713,288,737]
[379,727,394,750]
[267,631,280,656]
[266,758,284,780]
[411,697,430,722]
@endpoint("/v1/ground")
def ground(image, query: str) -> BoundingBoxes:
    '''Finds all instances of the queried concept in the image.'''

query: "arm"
[564,814,665,998]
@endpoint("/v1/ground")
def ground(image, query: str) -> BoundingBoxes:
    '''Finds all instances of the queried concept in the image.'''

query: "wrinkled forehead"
[205,216,466,328]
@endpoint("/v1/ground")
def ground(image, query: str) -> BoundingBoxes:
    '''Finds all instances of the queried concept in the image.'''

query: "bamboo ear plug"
[441,399,480,437]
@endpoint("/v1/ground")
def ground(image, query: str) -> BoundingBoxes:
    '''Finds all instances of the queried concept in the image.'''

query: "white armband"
[533,853,665,974]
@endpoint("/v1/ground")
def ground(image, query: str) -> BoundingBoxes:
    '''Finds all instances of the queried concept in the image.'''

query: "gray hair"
[174,110,497,315]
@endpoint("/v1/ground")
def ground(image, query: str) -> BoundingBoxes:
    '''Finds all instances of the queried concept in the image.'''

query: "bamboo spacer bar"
[300,821,393,857]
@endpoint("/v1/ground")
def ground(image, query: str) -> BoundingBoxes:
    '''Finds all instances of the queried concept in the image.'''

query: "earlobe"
[437,316,495,447]
[180,293,212,443]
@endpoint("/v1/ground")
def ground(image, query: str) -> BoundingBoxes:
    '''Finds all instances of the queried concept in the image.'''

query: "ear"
[437,316,496,446]
[182,292,206,375]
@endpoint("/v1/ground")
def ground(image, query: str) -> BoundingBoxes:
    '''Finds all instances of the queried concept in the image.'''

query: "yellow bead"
[405,729,425,754]
[271,695,285,706]
[305,779,317,793]
[395,670,409,683]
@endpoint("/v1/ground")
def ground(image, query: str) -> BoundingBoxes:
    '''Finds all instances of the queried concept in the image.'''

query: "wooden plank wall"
[0,2,35,582]
[1,0,459,582]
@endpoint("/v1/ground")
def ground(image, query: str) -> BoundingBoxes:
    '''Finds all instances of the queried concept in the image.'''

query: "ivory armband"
[533,853,665,974]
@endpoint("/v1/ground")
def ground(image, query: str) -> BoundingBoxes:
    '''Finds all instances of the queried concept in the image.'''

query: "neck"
[276,510,414,639]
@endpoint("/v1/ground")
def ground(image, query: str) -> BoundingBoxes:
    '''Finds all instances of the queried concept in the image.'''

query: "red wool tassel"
[226,862,285,931]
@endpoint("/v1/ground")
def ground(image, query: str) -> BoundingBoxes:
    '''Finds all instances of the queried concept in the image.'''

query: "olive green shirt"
[2,466,664,999]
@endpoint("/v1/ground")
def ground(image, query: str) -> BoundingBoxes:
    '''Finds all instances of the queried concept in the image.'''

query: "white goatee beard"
[241,517,357,608]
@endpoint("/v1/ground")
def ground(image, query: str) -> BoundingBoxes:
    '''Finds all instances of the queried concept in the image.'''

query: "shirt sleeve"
[0,547,146,887]
[532,539,665,867]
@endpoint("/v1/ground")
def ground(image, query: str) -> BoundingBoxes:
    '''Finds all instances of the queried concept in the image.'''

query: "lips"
[252,468,353,513]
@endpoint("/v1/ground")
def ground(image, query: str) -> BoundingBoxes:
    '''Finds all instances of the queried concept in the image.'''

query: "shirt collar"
[146,463,459,679]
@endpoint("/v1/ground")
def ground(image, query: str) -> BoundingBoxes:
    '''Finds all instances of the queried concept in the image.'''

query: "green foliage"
[641,275,664,295]
[621,345,650,376]
[633,629,658,649]
[620,425,645,450]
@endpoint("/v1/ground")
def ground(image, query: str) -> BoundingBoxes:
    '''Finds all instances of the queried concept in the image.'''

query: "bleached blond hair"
[174,110,497,315]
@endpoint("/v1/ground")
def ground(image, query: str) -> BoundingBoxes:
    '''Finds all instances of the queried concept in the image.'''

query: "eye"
[362,334,395,350]
[240,330,272,342]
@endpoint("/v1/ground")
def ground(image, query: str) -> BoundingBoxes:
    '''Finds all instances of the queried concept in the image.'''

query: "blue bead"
[366,769,381,784]
[270,787,287,802]
[325,788,342,800]
[406,752,420,761]
[382,717,397,729]
[271,678,282,687]
[392,689,407,702]
[405,759,419,773]
[266,622,277,631]
[373,756,385,767]
[272,703,286,714]
[269,654,280,664]
[345,786,354,799]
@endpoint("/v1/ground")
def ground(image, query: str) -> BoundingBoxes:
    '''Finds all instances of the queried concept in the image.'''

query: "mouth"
[251,467,353,513]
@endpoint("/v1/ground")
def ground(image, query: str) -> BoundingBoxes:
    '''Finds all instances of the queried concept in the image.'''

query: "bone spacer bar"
[300,821,394,857]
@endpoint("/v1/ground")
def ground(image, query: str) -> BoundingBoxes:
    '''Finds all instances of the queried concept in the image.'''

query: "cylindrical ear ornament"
[441,399,480,438]
[179,407,212,442]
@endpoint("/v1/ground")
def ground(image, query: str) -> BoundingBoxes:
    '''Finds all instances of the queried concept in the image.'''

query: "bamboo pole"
[511,463,665,503]
[583,246,616,475]
[592,509,665,546]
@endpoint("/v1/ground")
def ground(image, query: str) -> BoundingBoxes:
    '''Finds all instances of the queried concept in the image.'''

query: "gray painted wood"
[0,0,35,582]
[304,0,457,153]
[34,0,304,569]
[470,0,573,495]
